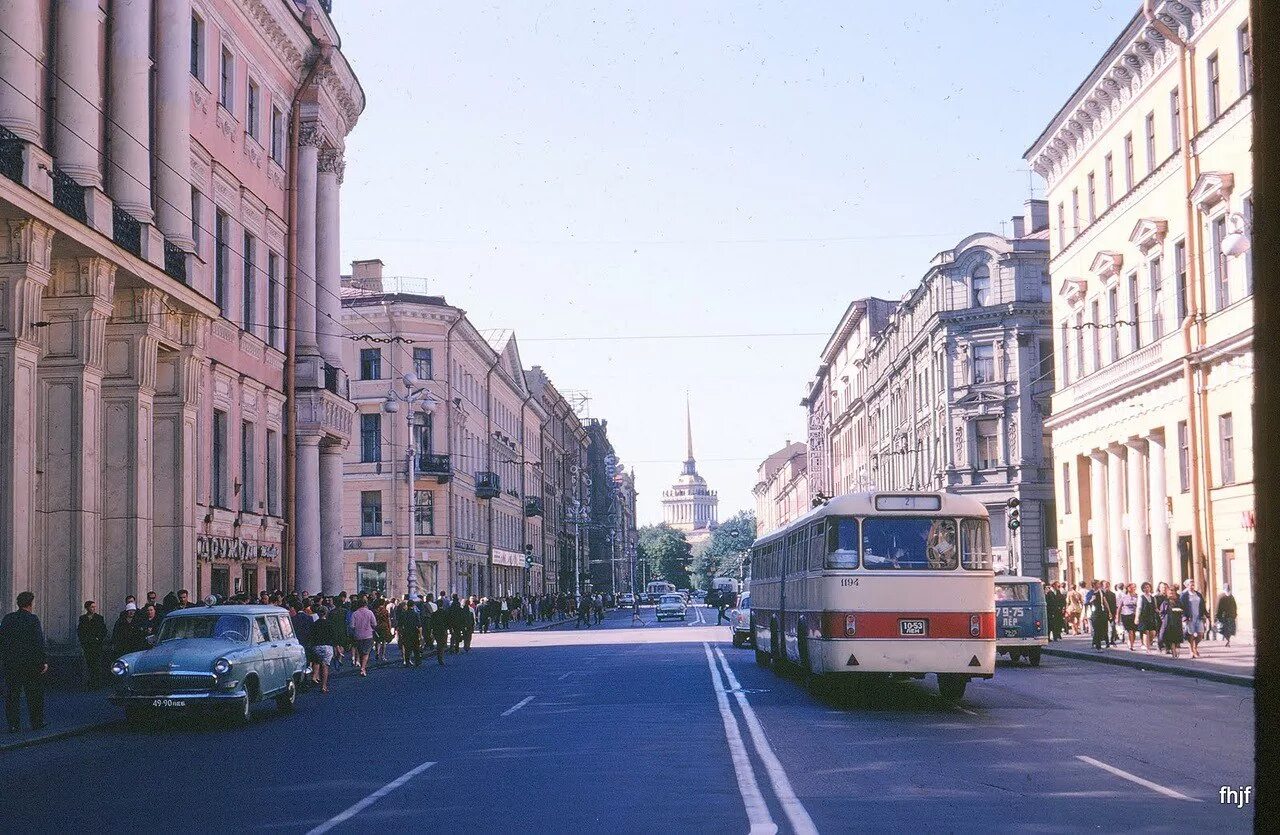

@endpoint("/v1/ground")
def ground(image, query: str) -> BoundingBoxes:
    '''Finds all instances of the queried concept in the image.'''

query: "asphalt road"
[0,605,1254,833]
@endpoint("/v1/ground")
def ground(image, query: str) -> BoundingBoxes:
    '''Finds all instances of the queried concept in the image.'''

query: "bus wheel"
[937,674,967,703]
[755,645,771,667]
[1028,648,1042,667]
[770,621,787,676]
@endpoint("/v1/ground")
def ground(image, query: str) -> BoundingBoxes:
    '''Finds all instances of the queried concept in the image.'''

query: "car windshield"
[157,614,252,643]
[660,595,683,605]
[861,517,959,570]
[996,583,1032,602]
[740,595,750,609]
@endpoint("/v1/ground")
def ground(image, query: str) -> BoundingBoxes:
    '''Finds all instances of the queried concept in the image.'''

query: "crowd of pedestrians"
[1042,578,1239,659]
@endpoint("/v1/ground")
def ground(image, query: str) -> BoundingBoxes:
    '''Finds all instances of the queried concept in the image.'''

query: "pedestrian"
[350,598,377,677]
[499,597,510,630]
[309,607,334,693]
[111,604,145,659]
[1216,586,1238,647]
[446,594,465,653]
[1065,583,1083,635]
[1137,582,1160,652]
[576,596,591,628]
[175,589,194,610]
[1118,583,1139,650]
[430,600,449,666]
[1045,582,1065,641]
[160,592,180,616]
[1179,580,1209,660]
[144,591,159,612]
[397,601,423,666]
[329,598,350,669]
[136,604,162,646]
[1158,587,1185,657]
[1103,581,1120,646]
[459,596,476,652]
[373,599,393,663]
[77,601,108,689]
[1,592,47,733]
[478,597,490,634]
[1086,581,1111,650]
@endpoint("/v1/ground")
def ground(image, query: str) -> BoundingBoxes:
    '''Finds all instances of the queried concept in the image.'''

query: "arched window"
[971,264,991,307]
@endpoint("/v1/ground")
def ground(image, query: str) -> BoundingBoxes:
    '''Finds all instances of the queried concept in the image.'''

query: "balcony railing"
[323,362,339,393]
[524,496,544,517]
[0,126,22,183]
[475,471,500,499]
[417,452,452,483]
[52,168,87,224]
[113,204,143,257]
[163,239,188,284]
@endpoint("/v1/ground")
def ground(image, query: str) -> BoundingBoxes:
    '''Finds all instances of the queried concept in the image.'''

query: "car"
[730,593,753,648]
[618,593,636,608]
[110,604,308,725]
[654,593,688,622]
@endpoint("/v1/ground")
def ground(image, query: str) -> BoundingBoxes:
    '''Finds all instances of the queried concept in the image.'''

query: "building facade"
[0,0,361,642]
[660,401,719,544]
[583,418,640,597]
[1026,0,1254,632]
[525,365,590,597]
[753,441,808,535]
[806,201,1056,577]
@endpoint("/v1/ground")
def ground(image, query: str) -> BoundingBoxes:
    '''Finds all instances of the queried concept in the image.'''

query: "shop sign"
[197,536,280,563]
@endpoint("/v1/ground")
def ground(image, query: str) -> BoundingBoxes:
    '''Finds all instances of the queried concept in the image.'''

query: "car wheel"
[275,678,297,712]
[230,693,251,726]
[1028,648,1042,667]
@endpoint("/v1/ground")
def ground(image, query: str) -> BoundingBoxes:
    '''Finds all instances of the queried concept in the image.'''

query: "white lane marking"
[954,705,979,717]
[702,642,777,835]
[557,671,573,681]
[307,759,436,835]
[1075,755,1201,802]
[714,646,819,835]
[502,696,535,717]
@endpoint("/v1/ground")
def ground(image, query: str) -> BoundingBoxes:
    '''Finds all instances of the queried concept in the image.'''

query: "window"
[267,252,281,350]
[1170,88,1182,151]
[1038,338,1053,382]
[960,518,992,571]
[414,489,434,535]
[972,344,994,383]
[413,347,433,380]
[1090,299,1101,371]
[240,421,255,512]
[1087,173,1096,222]
[356,563,387,595]
[862,518,958,570]
[359,348,382,380]
[212,409,228,508]
[219,46,234,109]
[360,413,382,463]
[1060,321,1071,386]
[1150,256,1164,339]
[1108,287,1120,360]
[1056,202,1065,249]
[1103,153,1115,206]
[1211,214,1230,309]
[1123,133,1134,190]
[1062,462,1072,514]
[1040,270,1051,303]
[1177,420,1190,492]
[412,412,432,461]
[246,79,260,140]
[975,419,999,469]
[1071,188,1080,236]
[1075,310,1085,374]
[241,232,255,333]
[971,265,991,307]
[1144,111,1156,173]
[1174,240,1188,321]
[360,492,383,536]
[1219,413,1235,485]
[190,188,202,257]
[266,428,279,516]
[1239,23,1252,92]
[1128,272,1141,350]
[215,210,229,316]
[270,105,285,162]
[1207,52,1220,120]
[190,13,204,81]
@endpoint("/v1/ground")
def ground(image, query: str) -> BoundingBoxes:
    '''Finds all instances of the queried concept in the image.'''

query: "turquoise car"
[110,604,308,724]
[994,576,1049,666]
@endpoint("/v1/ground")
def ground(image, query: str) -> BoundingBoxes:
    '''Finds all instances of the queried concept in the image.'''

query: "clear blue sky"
[332,0,1137,525]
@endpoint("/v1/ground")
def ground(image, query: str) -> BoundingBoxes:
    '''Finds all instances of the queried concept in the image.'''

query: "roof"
[169,604,290,616]
[996,575,1045,584]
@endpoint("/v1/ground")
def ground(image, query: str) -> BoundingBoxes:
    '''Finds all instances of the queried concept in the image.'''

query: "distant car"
[655,593,688,622]
[730,593,753,648]
[110,604,307,725]
[618,593,636,608]
[694,590,707,601]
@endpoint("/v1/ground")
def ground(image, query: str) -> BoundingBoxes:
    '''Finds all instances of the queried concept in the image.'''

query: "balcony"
[524,496,544,517]
[475,471,500,499]
[417,453,452,483]
[51,168,87,224]
[0,126,22,182]
[113,204,143,258]
[163,239,188,284]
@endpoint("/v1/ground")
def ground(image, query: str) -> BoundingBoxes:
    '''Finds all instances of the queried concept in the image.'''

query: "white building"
[661,400,718,544]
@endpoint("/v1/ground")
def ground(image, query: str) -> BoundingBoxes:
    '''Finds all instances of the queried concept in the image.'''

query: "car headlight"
[212,658,232,676]
[111,659,128,677]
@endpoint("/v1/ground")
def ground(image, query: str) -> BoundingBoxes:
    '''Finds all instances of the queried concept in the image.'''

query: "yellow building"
[1026,0,1253,635]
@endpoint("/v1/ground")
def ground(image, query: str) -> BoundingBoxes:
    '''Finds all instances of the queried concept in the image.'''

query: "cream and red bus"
[748,491,995,701]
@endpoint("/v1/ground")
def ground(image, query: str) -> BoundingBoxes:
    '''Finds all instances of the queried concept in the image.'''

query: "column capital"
[0,218,56,271]
[298,122,326,148]
[317,148,346,182]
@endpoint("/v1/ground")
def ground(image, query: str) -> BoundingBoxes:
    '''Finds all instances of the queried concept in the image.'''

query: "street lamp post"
[383,372,440,602]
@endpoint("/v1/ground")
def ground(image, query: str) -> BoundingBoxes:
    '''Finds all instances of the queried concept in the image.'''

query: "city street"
[0,605,1253,834]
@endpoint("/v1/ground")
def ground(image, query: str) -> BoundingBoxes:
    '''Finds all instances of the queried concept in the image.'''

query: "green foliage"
[693,511,757,590]
[637,524,694,589]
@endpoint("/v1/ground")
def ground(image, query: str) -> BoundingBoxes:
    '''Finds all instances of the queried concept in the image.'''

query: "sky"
[332,0,1138,525]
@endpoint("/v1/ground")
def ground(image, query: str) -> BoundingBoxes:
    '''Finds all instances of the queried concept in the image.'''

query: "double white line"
[704,642,817,835]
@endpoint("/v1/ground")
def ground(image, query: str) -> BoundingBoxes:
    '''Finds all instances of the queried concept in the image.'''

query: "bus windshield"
[861,517,958,570]
[960,518,992,570]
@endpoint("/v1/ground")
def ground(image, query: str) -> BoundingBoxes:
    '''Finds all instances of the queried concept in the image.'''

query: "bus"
[748,491,995,702]
[707,576,741,607]
[644,580,676,604]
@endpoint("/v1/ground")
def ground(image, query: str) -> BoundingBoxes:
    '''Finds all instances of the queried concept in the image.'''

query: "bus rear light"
[1035,619,1042,631]
[845,614,856,637]
[969,614,981,637]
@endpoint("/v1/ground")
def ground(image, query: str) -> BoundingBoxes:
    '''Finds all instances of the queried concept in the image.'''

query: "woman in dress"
[1136,581,1160,652]
[374,599,393,662]
[1180,580,1209,659]
[1118,583,1139,650]
[1065,584,1084,635]
[1158,588,1184,658]
[1216,586,1238,647]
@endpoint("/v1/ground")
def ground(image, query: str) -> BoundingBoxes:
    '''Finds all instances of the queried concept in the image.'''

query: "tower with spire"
[662,396,719,542]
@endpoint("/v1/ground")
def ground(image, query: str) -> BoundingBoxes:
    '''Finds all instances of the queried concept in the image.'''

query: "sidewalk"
[1041,632,1254,687]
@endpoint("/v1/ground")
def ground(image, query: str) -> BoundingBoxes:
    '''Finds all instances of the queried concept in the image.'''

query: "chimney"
[1025,198,1049,233]
[349,259,384,292]
[1011,215,1026,238]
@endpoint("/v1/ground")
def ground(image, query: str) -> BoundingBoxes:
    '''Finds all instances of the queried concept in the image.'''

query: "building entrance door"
[1177,535,1193,584]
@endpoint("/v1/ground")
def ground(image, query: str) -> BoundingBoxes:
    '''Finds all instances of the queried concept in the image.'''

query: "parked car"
[110,604,308,725]
[618,593,636,608]
[730,593,753,648]
[995,576,1049,666]
[655,593,688,622]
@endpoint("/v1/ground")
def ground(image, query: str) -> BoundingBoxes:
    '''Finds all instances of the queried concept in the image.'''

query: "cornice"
[238,0,309,74]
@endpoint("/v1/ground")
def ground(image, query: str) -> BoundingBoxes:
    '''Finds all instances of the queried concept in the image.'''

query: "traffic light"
[524,544,534,569]
[1006,497,1021,531]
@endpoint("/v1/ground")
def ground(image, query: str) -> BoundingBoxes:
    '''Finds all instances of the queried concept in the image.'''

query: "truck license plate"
[899,619,927,636]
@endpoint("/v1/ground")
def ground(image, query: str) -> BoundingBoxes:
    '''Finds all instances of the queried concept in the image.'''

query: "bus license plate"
[899,619,927,636]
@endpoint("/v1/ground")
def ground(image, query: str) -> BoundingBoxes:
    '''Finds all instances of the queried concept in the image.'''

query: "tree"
[637,524,693,589]
[694,511,758,590]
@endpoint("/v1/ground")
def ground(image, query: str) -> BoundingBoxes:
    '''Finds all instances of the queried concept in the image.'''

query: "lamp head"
[402,371,420,388]
[382,399,400,413]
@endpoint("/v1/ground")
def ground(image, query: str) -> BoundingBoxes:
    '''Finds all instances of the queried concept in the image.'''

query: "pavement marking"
[502,696,535,717]
[703,643,778,835]
[557,671,574,680]
[1075,755,1201,802]
[306,759,437,835]
[714,646,819,835]
[954,705,980,717]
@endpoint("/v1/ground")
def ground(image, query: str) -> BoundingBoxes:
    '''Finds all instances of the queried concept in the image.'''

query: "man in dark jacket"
[429,599,449,666]
[397,601,422,666]
[1,592,48,732]
[77,601,108,689]
[1045,582,1066,642]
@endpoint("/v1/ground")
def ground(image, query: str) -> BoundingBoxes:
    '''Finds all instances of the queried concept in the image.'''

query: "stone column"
[319,442,345,594]
[155,0,194,249]
[316,150,344,366]
[54,0,103,186]
[1125,437,1151,587]
[0,219,55,617]
[1106,445,1128,583]
[0,0,43,142]
[294,127,322,357]
[108,0,154,222]
[294,436,322,594]
[153,325,206,598]
[102,289,165,606]
[40,256,115,641]
[1146,431,1174,587]
[1088,450,1109,582]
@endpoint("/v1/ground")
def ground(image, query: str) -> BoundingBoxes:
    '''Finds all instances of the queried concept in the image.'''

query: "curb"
[1040,645,1254,687]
